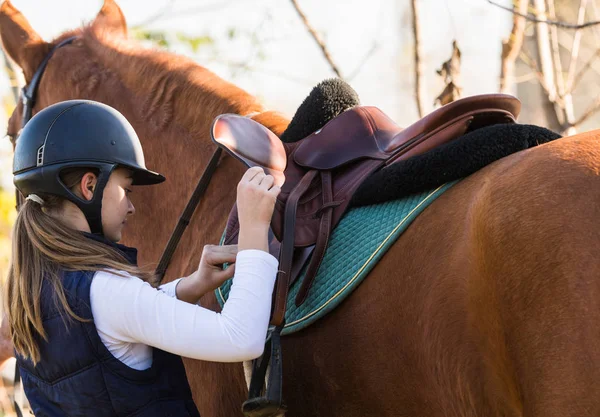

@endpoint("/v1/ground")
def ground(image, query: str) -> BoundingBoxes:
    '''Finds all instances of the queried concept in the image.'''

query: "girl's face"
[101,168,135,242]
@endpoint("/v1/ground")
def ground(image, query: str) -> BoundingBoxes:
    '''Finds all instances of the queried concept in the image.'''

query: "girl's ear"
[80,172,98,201]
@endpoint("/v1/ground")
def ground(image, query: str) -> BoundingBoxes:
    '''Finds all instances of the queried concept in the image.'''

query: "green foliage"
[132,28,215,52]
[175,33,214,53]
[133,29,170,48]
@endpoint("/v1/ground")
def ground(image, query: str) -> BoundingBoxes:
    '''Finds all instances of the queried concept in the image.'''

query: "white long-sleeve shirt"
[89,249,278,370]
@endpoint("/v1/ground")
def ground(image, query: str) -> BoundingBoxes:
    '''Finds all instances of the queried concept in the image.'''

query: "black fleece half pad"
[351,123,562,207]
[280,78,360,144]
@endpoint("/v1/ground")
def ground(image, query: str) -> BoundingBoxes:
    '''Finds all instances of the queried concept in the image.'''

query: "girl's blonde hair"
[5,168,155,363]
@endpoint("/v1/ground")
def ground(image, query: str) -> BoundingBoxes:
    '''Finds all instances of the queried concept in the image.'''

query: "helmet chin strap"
[65,167,113,235]
[82,170,111,235]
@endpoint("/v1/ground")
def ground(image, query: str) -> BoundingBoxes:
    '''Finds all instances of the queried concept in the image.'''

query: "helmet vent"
[36,145,44,167]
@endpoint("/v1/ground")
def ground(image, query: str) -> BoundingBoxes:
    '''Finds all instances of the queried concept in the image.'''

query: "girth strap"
[271,170,318,326]
[295,171,335,306]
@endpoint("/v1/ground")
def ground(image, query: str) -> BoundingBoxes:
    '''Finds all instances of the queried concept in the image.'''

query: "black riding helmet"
[13,100,165,235]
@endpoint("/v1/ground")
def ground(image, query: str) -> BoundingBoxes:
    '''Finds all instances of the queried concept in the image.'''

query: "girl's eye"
[125,188,133,195]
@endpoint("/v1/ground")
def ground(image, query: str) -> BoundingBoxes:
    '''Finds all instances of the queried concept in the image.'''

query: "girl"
[6,99,279,416]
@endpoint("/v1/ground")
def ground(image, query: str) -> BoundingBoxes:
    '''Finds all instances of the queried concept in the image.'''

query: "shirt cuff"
[236,249,279,270]
[158,277,183,298]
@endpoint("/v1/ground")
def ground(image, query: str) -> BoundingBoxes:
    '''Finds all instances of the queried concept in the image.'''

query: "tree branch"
[547,0,575,135]
[533,0,557,102]
[572,95,600,128]
[131,0,249,28]
[411,0,425,117]
[565,0,589,92]
[499,0,528,93]
[562,0,588,135]
[290,0,343,79]
[487,0,600,29]
[347,42,379,81]
[571,51,600,95]
[519,48,549,93]
[546,0,566,98]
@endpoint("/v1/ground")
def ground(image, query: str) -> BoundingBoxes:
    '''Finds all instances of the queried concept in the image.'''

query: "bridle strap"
[155,148,222,283]
[20,36,76,128]
[15,36,77,212]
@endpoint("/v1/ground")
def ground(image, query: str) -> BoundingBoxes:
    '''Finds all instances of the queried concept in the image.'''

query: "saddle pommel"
[211,114,287,187]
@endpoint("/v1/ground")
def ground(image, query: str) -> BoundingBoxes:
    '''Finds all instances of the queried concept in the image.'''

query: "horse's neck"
[82,31,290,138]
[81,35,290,277]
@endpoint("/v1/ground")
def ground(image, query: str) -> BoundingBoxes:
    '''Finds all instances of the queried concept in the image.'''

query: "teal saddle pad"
[216,181,458,335]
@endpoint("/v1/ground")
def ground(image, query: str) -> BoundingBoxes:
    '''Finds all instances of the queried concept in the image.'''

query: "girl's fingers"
[202,245,238,267]
[217,264,236,281]
[260,175,275,189]
[240,167,264,183]
[268,185,281,197]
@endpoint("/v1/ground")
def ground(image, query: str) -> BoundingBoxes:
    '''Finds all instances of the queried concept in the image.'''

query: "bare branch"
[131,0,250,28]
[562,0,588,135]
[411,0,425,117]
[210,58,314,86]
[487,0,600,29]
[533,0,557,102]
[513,72,542,84]
[570,2,600,92]
[499,0,528,93]
[572,95,600,127]
[546,0,566,98]
[347,42,379,81]
[570,47,600,92]
[519,48,548,92]
[290,0,343,79]
[532,0,565,132]
[565,0,590,92]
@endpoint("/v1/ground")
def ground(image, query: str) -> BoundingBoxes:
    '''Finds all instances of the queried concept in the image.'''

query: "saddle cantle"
[212,93,521,325]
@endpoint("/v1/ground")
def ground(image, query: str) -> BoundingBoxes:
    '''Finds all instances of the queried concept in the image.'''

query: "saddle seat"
[211,94,521,325]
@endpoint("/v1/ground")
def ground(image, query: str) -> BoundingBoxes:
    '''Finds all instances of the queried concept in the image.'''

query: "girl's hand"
[236,167,280,228]
[195,244,238,292]
[175,245,237,303]
[236,167,280,252]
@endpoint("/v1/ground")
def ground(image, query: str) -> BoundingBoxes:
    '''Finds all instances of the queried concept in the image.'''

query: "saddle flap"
[211,114,287,186]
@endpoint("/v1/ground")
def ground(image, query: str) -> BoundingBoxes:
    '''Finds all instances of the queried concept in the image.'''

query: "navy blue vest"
[15,234,200,417]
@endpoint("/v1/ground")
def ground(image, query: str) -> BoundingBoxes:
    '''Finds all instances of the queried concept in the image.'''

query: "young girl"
[6,99,279,416]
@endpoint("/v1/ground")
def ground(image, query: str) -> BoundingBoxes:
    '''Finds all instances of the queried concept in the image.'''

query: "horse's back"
[282,129,600,417]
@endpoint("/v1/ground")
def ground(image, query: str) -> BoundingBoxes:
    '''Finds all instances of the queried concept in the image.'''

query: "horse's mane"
[50,26,269,139]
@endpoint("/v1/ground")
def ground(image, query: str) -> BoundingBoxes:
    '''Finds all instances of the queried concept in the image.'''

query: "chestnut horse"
[2,1,600,416]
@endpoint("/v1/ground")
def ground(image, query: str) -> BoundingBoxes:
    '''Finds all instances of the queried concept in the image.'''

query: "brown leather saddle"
[211,94,521,326]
